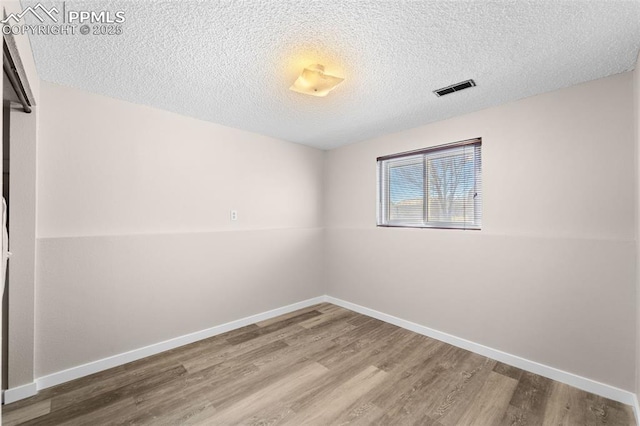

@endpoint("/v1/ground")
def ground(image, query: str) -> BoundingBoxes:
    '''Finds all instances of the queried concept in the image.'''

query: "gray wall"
[8,109,37,388]
[35,82,325,377]
[634,51,640,406]
[4,2,40,390]
[324,72,636,392]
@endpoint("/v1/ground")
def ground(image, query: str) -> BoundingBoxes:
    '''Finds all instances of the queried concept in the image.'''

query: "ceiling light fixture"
[289,64,344,97]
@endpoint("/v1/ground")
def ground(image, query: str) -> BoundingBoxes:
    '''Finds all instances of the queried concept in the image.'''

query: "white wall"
[325,72,636,392]
[35,82,324,377]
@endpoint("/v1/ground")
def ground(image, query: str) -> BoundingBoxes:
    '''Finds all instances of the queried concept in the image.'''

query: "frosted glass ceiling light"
[290,64,344,97]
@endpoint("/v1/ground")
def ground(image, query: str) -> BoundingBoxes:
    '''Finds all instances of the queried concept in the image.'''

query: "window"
[377,138,482,230]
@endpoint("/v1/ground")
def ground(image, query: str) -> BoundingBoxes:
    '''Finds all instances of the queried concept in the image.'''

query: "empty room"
[1,0,640,424]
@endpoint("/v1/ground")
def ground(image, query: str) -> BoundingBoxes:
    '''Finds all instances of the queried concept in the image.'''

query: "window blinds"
[377,138,482,230]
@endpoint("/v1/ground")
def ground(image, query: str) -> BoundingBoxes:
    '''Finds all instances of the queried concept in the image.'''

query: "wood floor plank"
[3,303,636,426]
[542,381,589,426]
[50,357,187,411]
[286,326,423,417]
[283,365,388,425]
[40,326,234,413]
[169,401,218,426]
[583,391,636,426]
[494,361,525,381]
[3,400,51,426]
[346,313,374,327]
[58,397,137,426]
[22,365,187,426]
[312,328,423,425]
[371,345,474,425]
[226,310,322,345]
[208,325,376,412]
[119,312,364,424]
[432,355,496,425]
[316,321,398,368]
[121,340,293,423]
[181,325,301,373]
[316,303,348,314]
[207,362,329,425]
[412,414,446,426]
[255,303,325,328]
[456,371,519,426]
[498,371,553,426]
[280,310,357,346]
[298,307,355,329]
[374,332,431,372]
[366,336,447,412]
[328,332,439,421]
[117,363,258,425]
[337,401,385,426]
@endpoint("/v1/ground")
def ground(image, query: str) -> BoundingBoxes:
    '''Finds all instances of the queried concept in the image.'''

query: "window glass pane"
[426,148,475,224]
[377,139,481,230]
[388,157,423,223]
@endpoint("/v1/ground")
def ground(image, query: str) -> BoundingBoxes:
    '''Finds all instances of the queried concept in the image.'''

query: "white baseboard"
[325,296,638,408]
[35,296,326,392]
[3,381,37,404]
[5,294,639,413]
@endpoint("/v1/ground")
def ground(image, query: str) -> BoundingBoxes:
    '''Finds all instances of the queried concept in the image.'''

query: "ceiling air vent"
[434,79,476,97]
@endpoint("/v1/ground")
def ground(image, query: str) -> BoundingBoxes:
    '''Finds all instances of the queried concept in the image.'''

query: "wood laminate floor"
[3,303,636,425]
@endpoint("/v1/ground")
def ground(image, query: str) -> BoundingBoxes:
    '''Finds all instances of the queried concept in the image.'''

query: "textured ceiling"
[23,0,640,149]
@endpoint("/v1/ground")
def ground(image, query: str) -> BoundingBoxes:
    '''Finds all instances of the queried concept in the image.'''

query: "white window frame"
[377,138,482,230]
